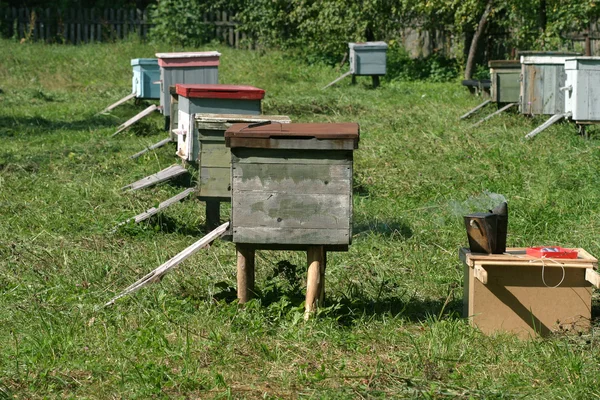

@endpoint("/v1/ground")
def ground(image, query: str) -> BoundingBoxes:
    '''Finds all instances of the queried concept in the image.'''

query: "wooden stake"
[130,137,173,159]
[525,112,569,140]
[112,104,159,137]
[471,103,516,128]
[121,164,188,191]
[112,188,195,230]
[237,245,255,304]
[459,99,492,120]
[104,221,229,306]
[322,71,352,90]
[305,246,325,320]
[96,92,136,115]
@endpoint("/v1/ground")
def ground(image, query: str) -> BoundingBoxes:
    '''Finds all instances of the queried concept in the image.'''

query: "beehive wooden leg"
[372,75,380,88]
[205,200,221,231]
[237,245,255,304]
[319,249,327,305]
[305,246,325,320]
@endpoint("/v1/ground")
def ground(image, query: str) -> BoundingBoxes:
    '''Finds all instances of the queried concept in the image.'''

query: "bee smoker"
[464,202,508,254]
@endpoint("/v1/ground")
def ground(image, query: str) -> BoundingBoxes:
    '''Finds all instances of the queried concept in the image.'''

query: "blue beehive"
[348,42,388,76]
[131,58,161,100]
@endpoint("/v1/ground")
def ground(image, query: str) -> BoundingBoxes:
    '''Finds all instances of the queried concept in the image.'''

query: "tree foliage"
[147,0,212,47]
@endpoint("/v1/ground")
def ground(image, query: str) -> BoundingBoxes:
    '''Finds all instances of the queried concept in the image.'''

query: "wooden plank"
[121,164,188,191]
[228,137,356,151]
[114,188,195,229]
[97,92,136,115]
[471,103,516,127]
[231,149,353,165]
[585,268,600,288]
[233,226,349,245]
[525,112,569,139]
[459,99,492,120]
[474,264,488,284]
[105,221,230,306]
[322,71,352,89]
[112,104,158,136]
[198,167,231,198]
[130,137,173,159]
[462,247,597,268]
[234,163,351,194]
[232,192,350,230]
[200,141,230,167]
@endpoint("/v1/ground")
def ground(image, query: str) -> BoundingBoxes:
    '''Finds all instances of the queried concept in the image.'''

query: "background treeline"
[2,0,600,80]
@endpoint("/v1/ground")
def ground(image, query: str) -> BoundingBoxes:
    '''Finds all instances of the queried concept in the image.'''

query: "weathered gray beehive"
[174,84,266,162]
[564,57,600,122]
[519,51,581,116]
[131,58,161,99]
[155,52,220,119]
[489,60,520,104]
[349,42,388,76]
[192,114,291,202]
[225,123,360,248]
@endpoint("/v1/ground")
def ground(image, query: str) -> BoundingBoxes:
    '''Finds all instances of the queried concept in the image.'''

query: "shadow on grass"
[0,116,122,137]
[209,259,461,324]
[353,219,413,240]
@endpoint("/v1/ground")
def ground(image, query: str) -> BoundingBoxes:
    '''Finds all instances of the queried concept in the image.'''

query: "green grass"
[2,37,600,398]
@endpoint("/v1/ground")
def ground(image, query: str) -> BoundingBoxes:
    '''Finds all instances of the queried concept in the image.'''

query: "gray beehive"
[564,57,600,122]
[349,42,388,76]
[519,51,581,116]
[225,123,360,249]
[192,114,291,201]
[489,60,520,104]
[155,52,220,118]
[174,84,266,162]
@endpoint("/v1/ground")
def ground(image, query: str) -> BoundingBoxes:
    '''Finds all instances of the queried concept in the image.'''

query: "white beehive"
[564,57,600,122]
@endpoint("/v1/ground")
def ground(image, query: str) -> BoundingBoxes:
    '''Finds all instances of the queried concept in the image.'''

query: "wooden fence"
[0,7,248,47]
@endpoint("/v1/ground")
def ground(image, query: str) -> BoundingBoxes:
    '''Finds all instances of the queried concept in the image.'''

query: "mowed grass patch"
[1,38,600,398]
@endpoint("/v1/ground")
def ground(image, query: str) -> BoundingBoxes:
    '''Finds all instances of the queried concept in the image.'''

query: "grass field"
[2,38,600,398]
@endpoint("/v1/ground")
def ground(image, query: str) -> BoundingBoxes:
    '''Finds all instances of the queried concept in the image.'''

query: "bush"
[147,0,212,47]
[386,40,460,83]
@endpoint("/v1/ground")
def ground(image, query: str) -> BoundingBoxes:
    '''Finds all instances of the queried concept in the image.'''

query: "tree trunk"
[464,0,494,80]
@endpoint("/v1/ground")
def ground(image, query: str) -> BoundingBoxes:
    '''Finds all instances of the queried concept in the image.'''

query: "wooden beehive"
[174,84,266,162]
[460,247,600,338]
[489,60,520,104]
[349,42,388,76]
[193,114,291,200]
[564,57,600,122]
[225,123,360,248]
[155,52,220,119]
[131,58,161,99]
[519,51,581,116]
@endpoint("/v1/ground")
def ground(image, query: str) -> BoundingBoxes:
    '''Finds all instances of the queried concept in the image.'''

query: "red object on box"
[526,247,579,259]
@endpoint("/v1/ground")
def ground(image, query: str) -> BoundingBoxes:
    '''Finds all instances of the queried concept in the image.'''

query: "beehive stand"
[190,114,291,230]
[323,42,388,89]
[460,247,600,338]
[225,122,360,318]
[468,60,520,126]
